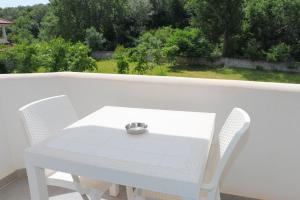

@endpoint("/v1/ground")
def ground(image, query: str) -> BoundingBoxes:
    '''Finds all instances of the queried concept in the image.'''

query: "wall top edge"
[0,72,300,92]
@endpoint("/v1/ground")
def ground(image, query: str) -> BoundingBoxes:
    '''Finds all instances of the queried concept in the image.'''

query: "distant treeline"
[1,0,300,62]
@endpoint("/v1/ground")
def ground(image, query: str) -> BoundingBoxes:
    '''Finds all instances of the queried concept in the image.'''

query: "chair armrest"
[200,183,215,192]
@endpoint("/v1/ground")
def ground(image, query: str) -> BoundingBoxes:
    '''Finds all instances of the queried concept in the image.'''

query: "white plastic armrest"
[200,183,215,192]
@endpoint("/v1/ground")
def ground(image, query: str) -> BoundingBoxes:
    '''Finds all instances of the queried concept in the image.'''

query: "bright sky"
[0,0,49,8]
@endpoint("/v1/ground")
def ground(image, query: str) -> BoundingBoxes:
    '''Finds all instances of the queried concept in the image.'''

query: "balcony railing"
[0,72,299,200]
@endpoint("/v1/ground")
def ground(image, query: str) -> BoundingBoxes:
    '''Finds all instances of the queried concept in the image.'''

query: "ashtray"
[125,122,148,135]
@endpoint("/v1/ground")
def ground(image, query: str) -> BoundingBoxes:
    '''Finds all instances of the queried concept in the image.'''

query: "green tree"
[149,0,188,28]
[2,4,49,42]
[49,0,128,47]
[28,4,49,37]
[85,27,106,51]
[38,10,59,40]
[266,43,291,62]
[0,38,96,73]
[169,0,188,28]
[186,0,244,57]
[244,0,300,61]
[114,46,129,74]
[164,28,213,58]
[8,16,34,43]
[127,0,153,34]
[68,42,96,72]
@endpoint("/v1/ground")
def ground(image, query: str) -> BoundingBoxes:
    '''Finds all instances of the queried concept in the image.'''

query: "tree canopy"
[0,0,299,62]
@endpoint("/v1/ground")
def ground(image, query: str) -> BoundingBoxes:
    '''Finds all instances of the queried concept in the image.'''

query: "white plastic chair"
[128,108,251,200]
[19,95,112,200]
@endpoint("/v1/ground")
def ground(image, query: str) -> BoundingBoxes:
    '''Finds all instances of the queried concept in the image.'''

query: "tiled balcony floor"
[0,178,257,200]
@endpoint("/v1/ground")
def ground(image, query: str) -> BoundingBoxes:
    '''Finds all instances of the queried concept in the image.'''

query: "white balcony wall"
[0,72,300,199]
[0,101,14,179]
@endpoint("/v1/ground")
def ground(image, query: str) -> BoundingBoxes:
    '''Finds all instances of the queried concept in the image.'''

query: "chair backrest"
[19,95,78,146]
[206,108,250,187]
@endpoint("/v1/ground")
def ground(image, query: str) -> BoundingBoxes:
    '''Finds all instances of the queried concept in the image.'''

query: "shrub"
[210,44,223,60]
[266,43,291,62]
[68,42,96,72]
[138,32,164,65]
[44,38,70,71]
[151,27,174,45]
[128,30,167,73]
[244,0,300,61]
[163,28,214,58]
[0,47,18,73]
[243,39,264,60]
[129,44,152,74]
[0,59,7,73]
[85,27,106,51]
[127,27,214,68]
[1,38,96,73]
[114,46,129,74]
[6,43,41,73]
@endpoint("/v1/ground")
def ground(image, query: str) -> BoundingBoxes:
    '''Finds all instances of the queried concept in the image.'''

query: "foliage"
[129,44,152,74]
[128,0,153,32]
[85,27,106,51]
[126,28,173,73]
[164,28,214,58]
[8,16,34,43]
[186,0,244,57]
[67,42,97,72]
[0,38,96,73]
[266,43,291,63]
[243,38,264,60]
[113,46,129,74]
[49,0,129,48]
[43,38,96,72]
[115,27,215,73]
[38,10,59,40]
[0,43,40,73]
[1,0,300,75]
[37,38,68,72]
[149,0,188,28]
[2,4,49,43]
[125,27,215,69]
[244,0,300,61]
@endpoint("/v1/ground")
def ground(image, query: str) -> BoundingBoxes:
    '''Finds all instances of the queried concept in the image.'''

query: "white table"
[25,106,216,200]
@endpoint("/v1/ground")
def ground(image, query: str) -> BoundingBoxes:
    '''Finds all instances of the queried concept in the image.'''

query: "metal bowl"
[125,122,148,135]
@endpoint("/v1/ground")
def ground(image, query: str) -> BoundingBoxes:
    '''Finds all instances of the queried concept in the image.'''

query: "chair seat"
[48,171,111,193]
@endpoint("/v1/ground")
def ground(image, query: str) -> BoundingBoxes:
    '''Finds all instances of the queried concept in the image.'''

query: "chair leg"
[216,187,221,200]
[80,194,90,200]
[109,184,120,197]
[71,175,90,200]
[126,187,134,200]
[207,188,219,200]
[207,189,217,200]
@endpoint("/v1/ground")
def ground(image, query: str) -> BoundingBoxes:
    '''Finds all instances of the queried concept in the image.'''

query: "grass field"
[96,59,300,84]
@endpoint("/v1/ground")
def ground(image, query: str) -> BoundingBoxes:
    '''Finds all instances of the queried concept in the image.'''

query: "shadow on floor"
[0,178,259,200]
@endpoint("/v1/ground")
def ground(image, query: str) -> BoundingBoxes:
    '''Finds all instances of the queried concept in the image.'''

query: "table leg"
[26,162,49,200]
[109,184,120,197]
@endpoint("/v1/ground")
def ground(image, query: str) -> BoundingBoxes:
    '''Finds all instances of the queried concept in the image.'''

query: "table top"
[26,106,215,197]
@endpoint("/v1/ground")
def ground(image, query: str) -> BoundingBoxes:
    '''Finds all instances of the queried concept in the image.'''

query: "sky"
[0,0,49,8]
